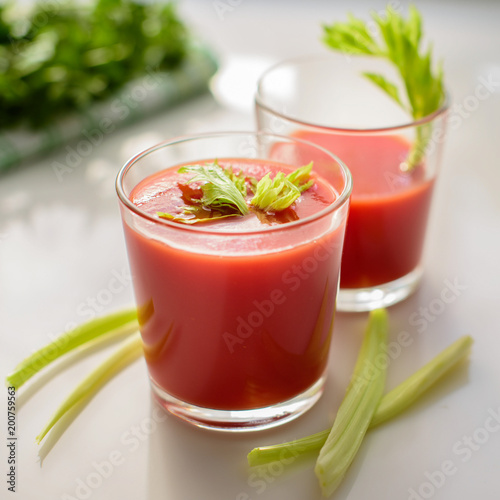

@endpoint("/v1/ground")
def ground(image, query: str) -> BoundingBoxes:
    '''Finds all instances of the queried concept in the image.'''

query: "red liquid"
[294,131,434,288]
[122,159,347,410]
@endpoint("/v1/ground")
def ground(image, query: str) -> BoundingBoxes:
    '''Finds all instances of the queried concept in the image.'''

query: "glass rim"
[115,130,353,236]
[255,53,450,133]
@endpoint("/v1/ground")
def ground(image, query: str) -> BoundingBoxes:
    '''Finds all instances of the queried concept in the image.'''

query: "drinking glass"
[256,54,449,311]
[116,131,352,431]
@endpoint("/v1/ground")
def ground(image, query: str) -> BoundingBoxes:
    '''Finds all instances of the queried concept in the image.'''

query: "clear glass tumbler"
[116,131,352,431]
[256,54,449,311]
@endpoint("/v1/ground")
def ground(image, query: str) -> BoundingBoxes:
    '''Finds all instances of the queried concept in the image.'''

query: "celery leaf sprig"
[251,162,314,212]
[158,161,315,224]
[323,5,445,170]
[179,162,249,215]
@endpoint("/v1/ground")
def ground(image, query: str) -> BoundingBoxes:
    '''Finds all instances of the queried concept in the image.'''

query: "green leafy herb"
[251,162,314,212]
[0,0,188,129]
[225,166,248,197]
[157,161,249,223]
[285,162,315,193]
[158,161,314,224]
[247,335,473,469]
[250,173,301,212]
[179,162,249,215]
[323,6,445,170]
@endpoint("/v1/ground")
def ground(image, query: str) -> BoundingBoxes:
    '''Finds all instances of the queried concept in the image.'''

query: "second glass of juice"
[116,131,352,431]
[256,54,449,311]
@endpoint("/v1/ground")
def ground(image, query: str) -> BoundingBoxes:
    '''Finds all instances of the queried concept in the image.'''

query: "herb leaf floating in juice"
[157,161,315,224]
[251,162,314,212]
[322,5,445,170]
[180,162,249,215]
[158,161,249,224]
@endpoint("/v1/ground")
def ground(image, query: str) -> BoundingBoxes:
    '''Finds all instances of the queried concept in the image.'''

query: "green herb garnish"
[225,166,248,197]
[157,161,249,224]
[285,162,315,192]
[323,5,445,170]
[251,162,314,212]
[179,162,249,215]
[157,161,315,224]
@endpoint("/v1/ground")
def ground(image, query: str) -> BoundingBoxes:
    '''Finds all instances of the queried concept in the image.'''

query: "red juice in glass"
[255,55,448,311]
[116,132,351,431]
[293,131,434,288]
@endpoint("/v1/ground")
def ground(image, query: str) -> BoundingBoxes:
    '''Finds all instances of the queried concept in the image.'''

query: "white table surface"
[1,1,500,499]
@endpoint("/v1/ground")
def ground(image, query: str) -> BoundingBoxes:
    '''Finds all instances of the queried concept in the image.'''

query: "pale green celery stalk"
[247,430,331,467]
[6,308,138,389]
[36,332,143,444]
[370,335,473,427]
[401,122,433,172]
[248,334,473,468]
[315,309,388,497]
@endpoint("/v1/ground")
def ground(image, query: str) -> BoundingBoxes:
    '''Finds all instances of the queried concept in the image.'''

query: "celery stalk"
[370,335,473,427]
[247,335,473,469]
[36,332,143,444]
[314,309,388,496]
[6,308,138,389]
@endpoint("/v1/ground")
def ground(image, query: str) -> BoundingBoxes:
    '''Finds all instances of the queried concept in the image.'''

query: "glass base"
[150,375,325,432]
[337,266,423,312]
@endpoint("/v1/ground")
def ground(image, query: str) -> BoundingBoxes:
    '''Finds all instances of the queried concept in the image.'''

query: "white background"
[1,1,500,499]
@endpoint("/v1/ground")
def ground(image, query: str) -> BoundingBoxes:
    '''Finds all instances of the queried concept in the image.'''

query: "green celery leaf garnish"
[224,166,248,197]
[250,173,301,212]
[156,161,249,224]
[157,162,314,223]
[251,162,314,212]
[286,162,315,192]
[179,162,249,215]
[323,6,445,170]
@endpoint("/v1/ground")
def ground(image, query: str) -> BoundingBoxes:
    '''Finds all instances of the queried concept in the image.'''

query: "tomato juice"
[120,158,348,411]
[294,131,435,289]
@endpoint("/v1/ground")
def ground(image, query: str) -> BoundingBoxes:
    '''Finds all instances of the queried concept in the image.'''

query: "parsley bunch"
[0,0,188,129]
